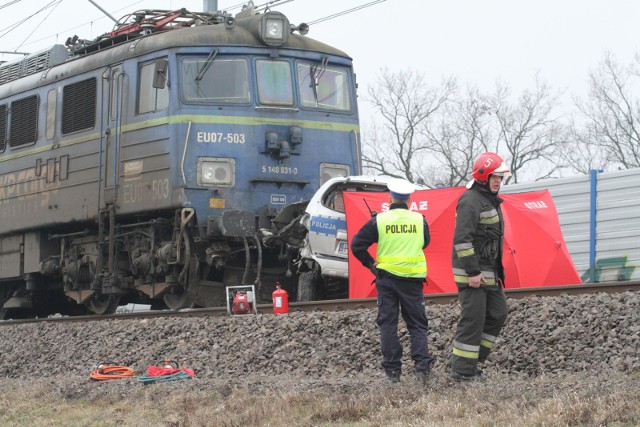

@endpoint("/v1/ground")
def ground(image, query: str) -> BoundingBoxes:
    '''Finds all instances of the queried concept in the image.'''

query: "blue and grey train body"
[0,7,361,317]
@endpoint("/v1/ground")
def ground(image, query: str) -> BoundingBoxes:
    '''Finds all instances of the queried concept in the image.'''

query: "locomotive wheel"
[297,271,319,302]
[86,294,120,315]
[163,286,194,310]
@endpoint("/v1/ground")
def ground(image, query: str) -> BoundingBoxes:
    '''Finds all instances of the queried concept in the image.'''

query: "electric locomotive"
[0,5,361,317]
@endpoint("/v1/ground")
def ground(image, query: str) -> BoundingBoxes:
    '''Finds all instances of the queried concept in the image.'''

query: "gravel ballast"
[0,291,638,384]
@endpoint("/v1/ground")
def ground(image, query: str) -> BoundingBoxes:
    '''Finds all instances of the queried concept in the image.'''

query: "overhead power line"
[225,0,295,13]
[223,0,254,11]
[0,0,61,41]
[307,0,387,26]
[3,0,387,54]
[0,0,22,10]
[15,0,62,51]
[3,0,143,51]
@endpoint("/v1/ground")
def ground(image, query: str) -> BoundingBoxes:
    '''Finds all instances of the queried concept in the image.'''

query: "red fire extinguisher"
[272,282,289,315]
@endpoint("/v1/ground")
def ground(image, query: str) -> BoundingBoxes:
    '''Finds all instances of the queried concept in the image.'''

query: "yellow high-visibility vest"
[376,209,427,278]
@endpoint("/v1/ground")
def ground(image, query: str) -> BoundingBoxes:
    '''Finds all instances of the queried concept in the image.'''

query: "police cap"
[387,178,416,199]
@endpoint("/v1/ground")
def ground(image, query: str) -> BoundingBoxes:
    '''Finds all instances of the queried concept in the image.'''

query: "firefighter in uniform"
[450,152,510,381]
[351,178,434,384]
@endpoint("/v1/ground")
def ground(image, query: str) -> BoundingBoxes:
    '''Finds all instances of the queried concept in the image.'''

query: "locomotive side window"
[298,64,351,111]
[181,58,249,104]
[0,104,6,152]
[9,95,38,147]
[46,89,56,140]
[256,60,293,106]
[62,78,96,134]
[138,60,169,114]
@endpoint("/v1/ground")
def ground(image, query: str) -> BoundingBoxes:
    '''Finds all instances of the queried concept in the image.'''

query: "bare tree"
[362,68,456,183]
[573,52,640,170]
[563,116,613,174]
[489,75,568,183]
[424,86,493,187]
[363,69,568,186]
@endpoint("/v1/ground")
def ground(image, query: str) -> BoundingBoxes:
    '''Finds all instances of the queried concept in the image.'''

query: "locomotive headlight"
[259,12,289,46]
[202,164,218,181]
[266,18,284,38]
[198,157,235,187]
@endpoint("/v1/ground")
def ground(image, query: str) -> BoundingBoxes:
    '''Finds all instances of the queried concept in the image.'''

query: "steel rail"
[1,281,639,325]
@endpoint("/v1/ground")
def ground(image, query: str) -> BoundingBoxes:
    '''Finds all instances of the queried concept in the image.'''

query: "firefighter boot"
[385,370,401,384]
[415,370,430,385]
[449,371,486,382]
[416,360,433,385]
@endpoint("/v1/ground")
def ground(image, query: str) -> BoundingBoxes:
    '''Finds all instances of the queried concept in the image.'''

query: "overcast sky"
[2,0,639,119]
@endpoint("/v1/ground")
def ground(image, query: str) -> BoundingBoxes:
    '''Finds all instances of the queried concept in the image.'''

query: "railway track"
[2,280,639,325]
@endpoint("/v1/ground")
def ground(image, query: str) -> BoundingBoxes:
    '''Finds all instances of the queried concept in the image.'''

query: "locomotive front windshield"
[256,60,294,106]
[297,64,351,111]
[182,58,250,103]
[179,56,353,111]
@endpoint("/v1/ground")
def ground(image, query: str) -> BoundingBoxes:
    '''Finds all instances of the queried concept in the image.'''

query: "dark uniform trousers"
[376,272,433,373]
[450,283,508,376]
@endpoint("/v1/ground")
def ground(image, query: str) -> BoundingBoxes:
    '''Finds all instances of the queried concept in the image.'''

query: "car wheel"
[297,271,318,302]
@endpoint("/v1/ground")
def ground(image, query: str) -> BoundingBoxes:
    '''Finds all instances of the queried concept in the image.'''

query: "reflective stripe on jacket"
[376,209,427,278]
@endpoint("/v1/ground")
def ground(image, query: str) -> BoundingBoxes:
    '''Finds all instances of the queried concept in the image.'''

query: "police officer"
[450,152,510,381]
[351,178,434,384]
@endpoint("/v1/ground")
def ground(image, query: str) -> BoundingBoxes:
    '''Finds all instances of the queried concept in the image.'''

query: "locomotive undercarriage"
[0,276,87,319]
[0,207,297,318]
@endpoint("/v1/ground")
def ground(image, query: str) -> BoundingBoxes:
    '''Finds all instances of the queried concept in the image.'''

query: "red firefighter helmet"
[470,152,511,184]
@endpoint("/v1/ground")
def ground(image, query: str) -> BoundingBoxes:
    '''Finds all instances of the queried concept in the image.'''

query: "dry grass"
[0,371,638,426]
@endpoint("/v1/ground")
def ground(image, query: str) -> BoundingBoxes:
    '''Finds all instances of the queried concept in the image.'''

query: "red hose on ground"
[90,365,135,380]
